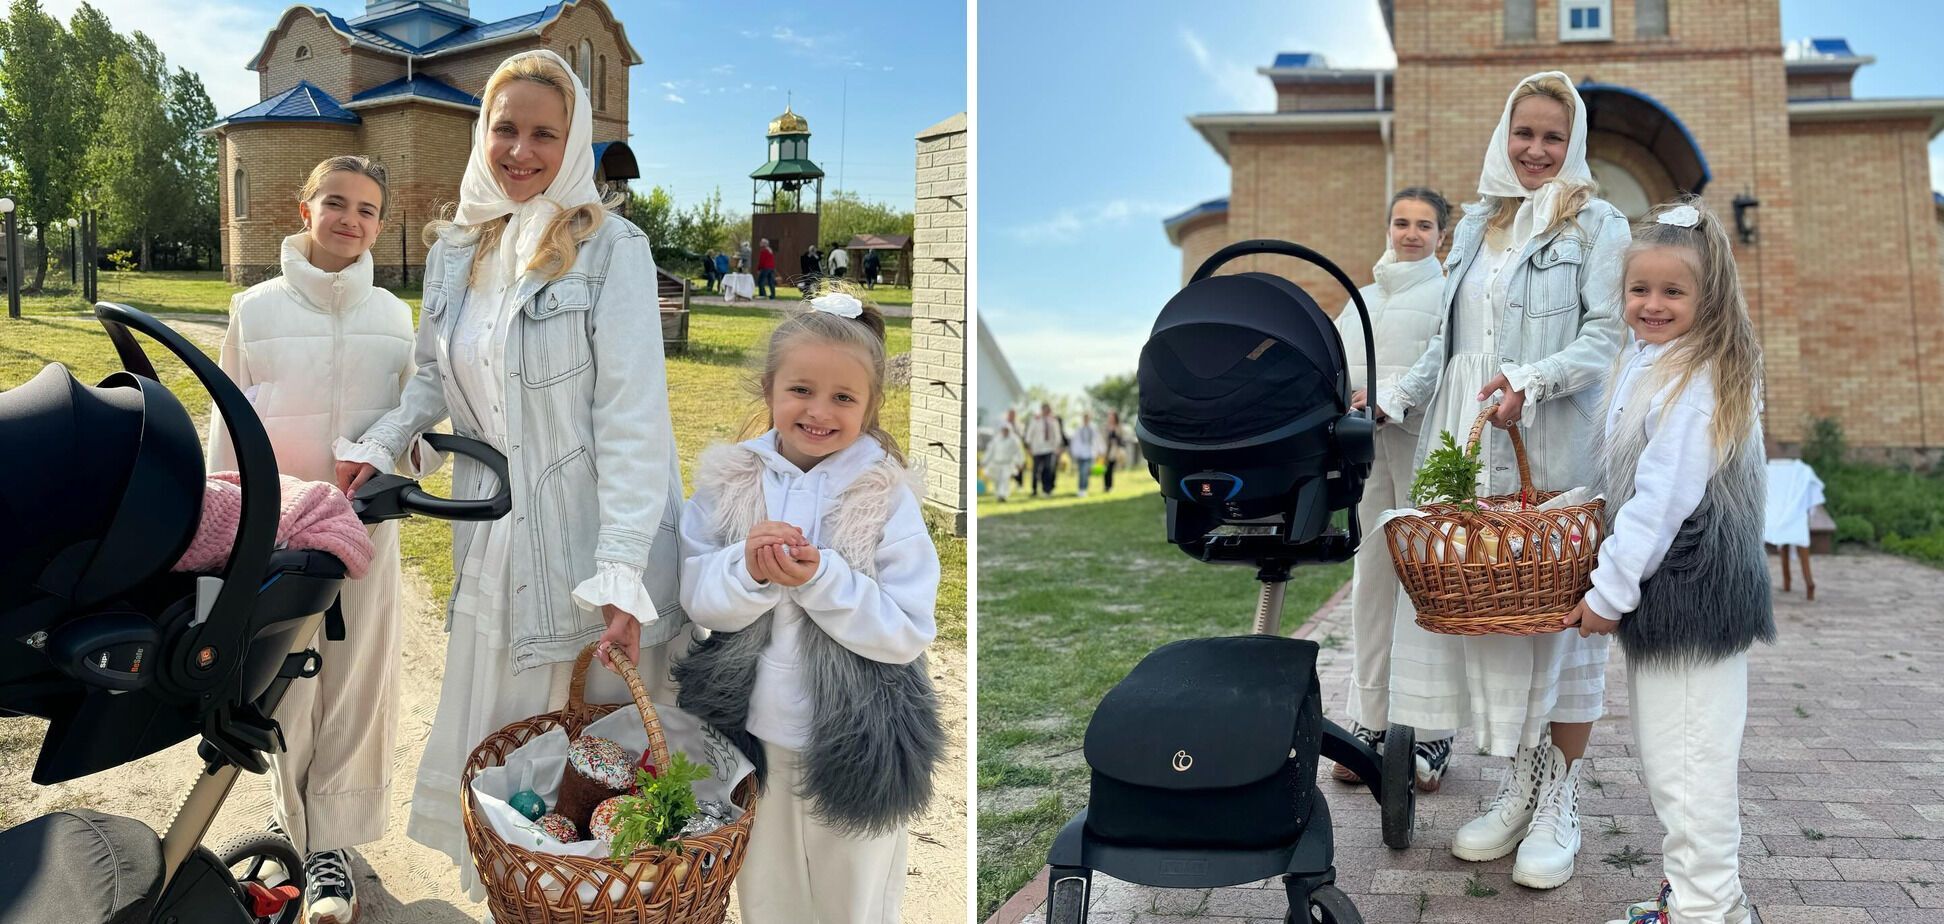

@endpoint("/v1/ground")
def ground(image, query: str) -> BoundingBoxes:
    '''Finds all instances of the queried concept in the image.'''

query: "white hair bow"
[1657,205,1701,228]
[809,293,863,318]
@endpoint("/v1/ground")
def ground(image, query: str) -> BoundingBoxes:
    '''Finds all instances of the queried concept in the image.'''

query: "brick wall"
[1791,118,1944,449]
[357,104,475,287]
[1174,212,1229,286]
[1225,130,1389,302]
[1276,80,1389,113]
[910,113,968,535]
[1785,71,1852,100]
[260,13,356,100]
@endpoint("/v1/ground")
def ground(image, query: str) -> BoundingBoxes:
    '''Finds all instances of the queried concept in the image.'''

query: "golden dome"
[767,105,809,135]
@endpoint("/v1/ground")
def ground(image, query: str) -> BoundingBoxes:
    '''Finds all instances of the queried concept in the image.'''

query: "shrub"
[1833,514,1876,546]
[1882,532,1944,568]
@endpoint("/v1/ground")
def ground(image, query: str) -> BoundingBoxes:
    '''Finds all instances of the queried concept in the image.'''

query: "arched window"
[597,55,607,110]
[295,45,310,60]
[233,167,248,217]
[577,40,592,89]
[568,46,577,74]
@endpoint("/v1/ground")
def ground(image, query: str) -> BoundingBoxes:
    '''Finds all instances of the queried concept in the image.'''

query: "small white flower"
[1657,205,1701,228]
[809,292,863,318]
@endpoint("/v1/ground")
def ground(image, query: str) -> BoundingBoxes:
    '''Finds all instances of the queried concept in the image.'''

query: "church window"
[597,56,607,110]
[1504,0,1536,40]
[295,45,310,61]
[1559,0,1613,41]
[578,40,593,89]
[234,167,248,217]
[1637,0,1669,38]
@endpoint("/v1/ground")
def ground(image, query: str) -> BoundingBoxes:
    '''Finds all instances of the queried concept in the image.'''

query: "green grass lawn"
[974,466,1349,917]
[1,274,960,647]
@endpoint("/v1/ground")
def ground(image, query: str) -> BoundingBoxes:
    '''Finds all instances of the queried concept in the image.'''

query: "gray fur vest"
[1595,374,1775,669]
[672,442,943,835]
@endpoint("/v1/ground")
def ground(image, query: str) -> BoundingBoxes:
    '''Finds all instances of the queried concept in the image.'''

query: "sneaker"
[1450,738,1551,862]
[1413,736,1453,793]
[1605,883,1760,924]
[1330,723,1385,785]
[1512,747,1582,890]
[303,849,359,924]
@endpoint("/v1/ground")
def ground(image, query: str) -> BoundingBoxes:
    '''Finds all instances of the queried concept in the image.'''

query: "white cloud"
[772,26,816,49]
[1009,199,1179,244]
[664,93,686,104]
[1180,27,1270,111]
[711,64,735,75]
[46,0,269,117]
[659,81,677,90]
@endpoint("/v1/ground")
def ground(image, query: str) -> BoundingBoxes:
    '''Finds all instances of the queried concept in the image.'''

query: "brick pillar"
[910,113,968,536]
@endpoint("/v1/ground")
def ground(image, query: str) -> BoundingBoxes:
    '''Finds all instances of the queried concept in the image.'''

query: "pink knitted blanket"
[172,473,376,579]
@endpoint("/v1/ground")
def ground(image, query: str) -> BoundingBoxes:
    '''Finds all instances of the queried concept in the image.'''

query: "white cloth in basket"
[468,701,756,905]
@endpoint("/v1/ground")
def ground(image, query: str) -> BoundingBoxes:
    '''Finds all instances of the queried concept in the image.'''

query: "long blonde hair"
[423,54,622,283]
[743,278,904,463]
[1624,196,1764,459]
[1481,75,1595,239]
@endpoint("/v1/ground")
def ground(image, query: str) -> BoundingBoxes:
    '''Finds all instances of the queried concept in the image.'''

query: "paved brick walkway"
[995,552,1944,924]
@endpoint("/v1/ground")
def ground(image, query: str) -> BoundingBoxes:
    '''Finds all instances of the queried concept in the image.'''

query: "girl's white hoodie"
[678,432,939,751]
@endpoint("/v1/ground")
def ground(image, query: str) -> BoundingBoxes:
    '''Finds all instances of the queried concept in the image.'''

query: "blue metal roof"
[1810,37,1854,57]
[350,75,480,107]
[419,4,562,54]
[1934,191,1943,209]
[1161,197,1229,243]
[218,81,360,125]
[1272,52,1323,69]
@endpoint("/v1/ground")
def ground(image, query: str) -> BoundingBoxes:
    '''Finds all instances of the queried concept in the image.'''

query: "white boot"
[1450,740,1550,862]
[1513,746,1581,889]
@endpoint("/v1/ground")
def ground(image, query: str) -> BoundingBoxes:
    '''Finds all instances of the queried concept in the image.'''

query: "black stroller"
[1044,242,1417,924]
[0,303,508,924]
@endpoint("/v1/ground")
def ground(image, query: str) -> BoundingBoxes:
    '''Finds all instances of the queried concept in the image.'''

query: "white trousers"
[1629,651,1750,924]
[1345,427,1453,740]
[269,523,403,856]
[736,742,908,924]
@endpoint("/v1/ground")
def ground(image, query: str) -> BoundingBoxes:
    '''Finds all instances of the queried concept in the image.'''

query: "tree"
[1021,385,1081,423]
[165,68,217,267]
[819,189,913,252]
[682,186,736,255]
[86,33,177,270]
[627,186,679,253]
[1084,373,1140,422]
[0,0,86,290]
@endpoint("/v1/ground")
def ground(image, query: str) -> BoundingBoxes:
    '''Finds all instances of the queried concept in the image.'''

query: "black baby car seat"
[1045,242,1415,924]
[0,303,507,924]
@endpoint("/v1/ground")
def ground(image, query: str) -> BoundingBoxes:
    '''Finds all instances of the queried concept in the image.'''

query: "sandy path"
[1,311,970,922]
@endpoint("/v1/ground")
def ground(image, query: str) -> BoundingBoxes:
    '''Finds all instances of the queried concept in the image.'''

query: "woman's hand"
[1560,599,1619,638]
[1477,373,1526,430]
[597,603,640,670]
[336,461,380,496]
[765,543,820,587]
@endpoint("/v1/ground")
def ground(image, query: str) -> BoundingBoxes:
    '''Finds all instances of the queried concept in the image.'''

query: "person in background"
[1024,402,1063,497]
[714,249,731,289]
[863,248,882,290]
[1067,412,1102,498]
[1102,410,1127,493]
[1005,408,1026,490]
[757,238,778,299]
[984,420,1026,502]
[740,238,754,274]
[703,248,721,293]
[800,244,823,298]
[829,241,849,278]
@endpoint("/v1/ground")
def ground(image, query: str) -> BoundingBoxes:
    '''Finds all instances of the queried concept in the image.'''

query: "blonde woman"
[1376,71,1629,889]
[335,50,685,889]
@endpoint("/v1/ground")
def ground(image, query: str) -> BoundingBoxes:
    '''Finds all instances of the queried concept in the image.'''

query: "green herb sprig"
[1408,430,1485,510]
[606,751,713,862]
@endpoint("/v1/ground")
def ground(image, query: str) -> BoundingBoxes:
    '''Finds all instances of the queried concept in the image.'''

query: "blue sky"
[979,0,1944,398]
[51,0,966,210]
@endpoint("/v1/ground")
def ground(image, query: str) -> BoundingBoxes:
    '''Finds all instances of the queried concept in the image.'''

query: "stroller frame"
[1043,242,1419,924]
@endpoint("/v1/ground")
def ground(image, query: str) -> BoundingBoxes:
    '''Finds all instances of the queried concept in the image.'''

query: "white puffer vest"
[208,233,418,482]
[1335,250,1445,434]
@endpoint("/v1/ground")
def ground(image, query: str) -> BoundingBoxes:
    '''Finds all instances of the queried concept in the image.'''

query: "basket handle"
[1464,406,1536,507]
[566,643,672,772]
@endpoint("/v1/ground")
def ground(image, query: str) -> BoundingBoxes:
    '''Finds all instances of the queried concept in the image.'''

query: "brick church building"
[210,0,642,287]
[1166,0,1944,453]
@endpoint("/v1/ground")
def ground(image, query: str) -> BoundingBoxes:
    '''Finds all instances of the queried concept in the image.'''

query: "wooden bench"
[656,268,690,355]
[1769,503,1835,601]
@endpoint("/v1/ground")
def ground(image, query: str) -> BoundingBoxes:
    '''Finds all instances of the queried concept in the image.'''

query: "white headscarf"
[1476,71,1592,251]
[454,49,601,285]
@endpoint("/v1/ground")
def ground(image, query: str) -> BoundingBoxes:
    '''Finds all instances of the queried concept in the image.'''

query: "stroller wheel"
[213,830,305,924]
[1380,724,1416,850]
[1046,866,1091,924]
[1291,882,1363,923]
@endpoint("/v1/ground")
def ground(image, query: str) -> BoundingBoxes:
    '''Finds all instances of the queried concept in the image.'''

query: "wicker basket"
[1384,407,1606,636]
[460,644,758,923]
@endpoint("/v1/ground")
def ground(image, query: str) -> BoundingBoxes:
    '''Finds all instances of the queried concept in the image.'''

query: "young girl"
[674,282,942,924]
[1334,186,1453,791]
[207,155,435,924]
[1561,199,1773,924]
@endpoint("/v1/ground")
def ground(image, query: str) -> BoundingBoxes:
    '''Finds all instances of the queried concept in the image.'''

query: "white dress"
[1385,237,1611,757]
[402,268,678,897]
